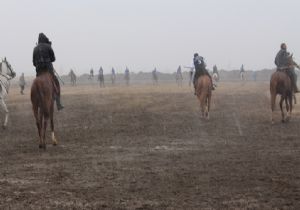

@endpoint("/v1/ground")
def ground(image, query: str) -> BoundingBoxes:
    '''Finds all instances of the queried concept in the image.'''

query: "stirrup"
[57,104,64,111]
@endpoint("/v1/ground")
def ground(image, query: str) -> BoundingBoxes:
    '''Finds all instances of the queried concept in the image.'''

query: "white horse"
[240,71,245,81]
[212,73,219,83]
[0,58,16,129]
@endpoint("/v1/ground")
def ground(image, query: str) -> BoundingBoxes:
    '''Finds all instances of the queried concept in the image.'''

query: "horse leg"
[199,94,205,118]
[285,98,290,122]
[293,94,297,105]
[0,98,9,129]
[38,108,43,148]
[207,94,211,120]
[50,104,57,146]
[42,112,49,150]
[279,96,285,123]
[288,95,293,120]
[270,93,276,124]
[33,106,41,143]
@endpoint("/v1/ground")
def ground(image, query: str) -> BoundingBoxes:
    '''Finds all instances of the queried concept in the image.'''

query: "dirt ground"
[0,81,299,209]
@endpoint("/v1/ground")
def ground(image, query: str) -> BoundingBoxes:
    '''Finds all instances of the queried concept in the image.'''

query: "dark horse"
[196,75,212,119]
[31,72,58,149]
[270,55,296,124]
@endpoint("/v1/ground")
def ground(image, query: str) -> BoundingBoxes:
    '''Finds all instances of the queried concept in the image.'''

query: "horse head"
[1,58,16,79]
[287,52,293,61]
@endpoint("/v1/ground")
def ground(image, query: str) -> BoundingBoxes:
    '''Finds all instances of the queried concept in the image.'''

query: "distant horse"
[189,70,193,86]
[0,58,16,129]
[240,71,245,81]
[196,75,212,119]
[31,71,58,149]
[69,70,76,86]
[111,74,116,85]
[88,69,94,81]
[176,70,183,86]
[152,70,158,85]
[98,73,105,87]
[124,71,130,86]
[270,55,295,124]
[212,73,219,82]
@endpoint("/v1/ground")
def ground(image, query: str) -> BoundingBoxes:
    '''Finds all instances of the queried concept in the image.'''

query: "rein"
[0,76,10,94]
[0,73,13,80]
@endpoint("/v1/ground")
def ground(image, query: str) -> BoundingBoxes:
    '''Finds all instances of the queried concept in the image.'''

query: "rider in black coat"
[275,43,299,93]
[33,33,64,110]
[193,53,214,94]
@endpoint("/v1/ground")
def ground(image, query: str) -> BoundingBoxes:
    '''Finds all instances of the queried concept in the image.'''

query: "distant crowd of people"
[16,33,299,111]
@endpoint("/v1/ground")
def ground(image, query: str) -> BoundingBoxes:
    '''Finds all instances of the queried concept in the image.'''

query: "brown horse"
[270,56,296,124]
[31,72,57,149]
[196,75,212,119]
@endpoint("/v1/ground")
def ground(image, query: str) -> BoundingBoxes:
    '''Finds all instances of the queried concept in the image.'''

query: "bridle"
[0,60,15,94]
[0,60,15,80]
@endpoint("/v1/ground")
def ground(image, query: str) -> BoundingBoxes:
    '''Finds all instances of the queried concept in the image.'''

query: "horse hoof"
[53,142,57,146]
[2,125,6,130]
[39,144,43,149]
[281,119,285,123]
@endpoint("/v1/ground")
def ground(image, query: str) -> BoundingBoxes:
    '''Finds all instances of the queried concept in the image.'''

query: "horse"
[270,55,296,124]
[189,70,193,87]
[31,71,58,149]
[240,71,245,81]
[69,70,76,86]
[124,71,130,86]
[195,74,212,120]
[0,58,16,129]
[152,70,158,85]
[212,72,219,83]
[98,73,105,87]
[176,68,183,87]
[111,74,116,85]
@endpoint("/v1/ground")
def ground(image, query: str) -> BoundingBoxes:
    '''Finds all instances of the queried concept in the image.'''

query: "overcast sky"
[0,0,299,75]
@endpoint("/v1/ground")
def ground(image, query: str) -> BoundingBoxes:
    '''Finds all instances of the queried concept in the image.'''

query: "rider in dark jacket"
[213,65,219,76]
[33,33,64,110]
[275,43,299,93]
[193,53,214,94]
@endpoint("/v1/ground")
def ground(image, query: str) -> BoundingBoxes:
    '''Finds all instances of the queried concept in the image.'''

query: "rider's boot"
[56,96,64,111]
[294,84,300,93]
[208,75,215,90]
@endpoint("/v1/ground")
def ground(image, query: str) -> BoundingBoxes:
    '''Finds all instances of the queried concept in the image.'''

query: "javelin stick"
[53,69,65,85]
[184,66,194,70]
[293,61,300,70]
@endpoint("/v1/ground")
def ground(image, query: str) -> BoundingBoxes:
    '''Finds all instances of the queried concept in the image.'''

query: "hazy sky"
[0,0,299,75]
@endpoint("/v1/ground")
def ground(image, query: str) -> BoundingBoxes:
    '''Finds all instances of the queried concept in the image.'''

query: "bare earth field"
[0,82,299,209]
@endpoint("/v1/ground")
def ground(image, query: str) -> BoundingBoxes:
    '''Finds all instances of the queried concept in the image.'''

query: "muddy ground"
[0,82,299,209]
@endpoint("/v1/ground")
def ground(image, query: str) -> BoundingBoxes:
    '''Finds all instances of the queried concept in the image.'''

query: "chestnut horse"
[196,75,212,119]
[31,72,57,149]
[270,55,296,124]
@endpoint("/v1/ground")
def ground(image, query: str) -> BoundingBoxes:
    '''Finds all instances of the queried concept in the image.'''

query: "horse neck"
[0,62,13,80]
[0,74,10,95]
[0,62,8,76]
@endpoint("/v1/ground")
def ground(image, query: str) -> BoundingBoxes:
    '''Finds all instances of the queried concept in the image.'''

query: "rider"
[90,68,94,79]
[111,68,116,84]
[240,64,245,73]
[19,73,26,95]
[275,43,299,93]
[33,33,64,110]
[177,66,182,78]
[213,65,219,76]
[193,53,214,94]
